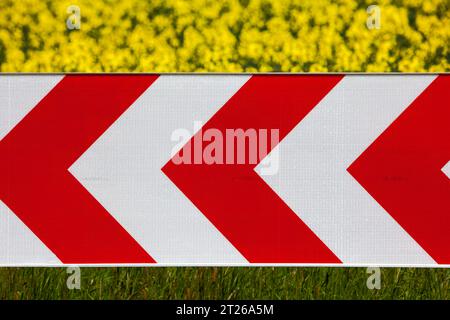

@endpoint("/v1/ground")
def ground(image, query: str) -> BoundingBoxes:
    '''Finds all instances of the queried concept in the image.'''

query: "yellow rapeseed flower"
[0,0,448,72]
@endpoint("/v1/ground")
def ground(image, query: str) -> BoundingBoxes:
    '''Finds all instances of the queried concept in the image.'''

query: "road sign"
[0,74,448,266]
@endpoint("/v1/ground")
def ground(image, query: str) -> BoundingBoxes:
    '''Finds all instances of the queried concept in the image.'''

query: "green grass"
[0,268,448,299]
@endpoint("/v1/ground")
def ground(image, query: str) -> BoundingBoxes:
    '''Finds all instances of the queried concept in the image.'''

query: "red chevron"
[163,75,342,263]
[348,75,450,264]
[0,75,157,263]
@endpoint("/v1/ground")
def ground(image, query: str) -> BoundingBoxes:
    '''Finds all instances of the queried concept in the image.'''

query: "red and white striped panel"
[0,74,448,266]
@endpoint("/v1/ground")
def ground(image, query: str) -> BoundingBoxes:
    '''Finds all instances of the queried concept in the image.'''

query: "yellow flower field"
[0,0,448,72]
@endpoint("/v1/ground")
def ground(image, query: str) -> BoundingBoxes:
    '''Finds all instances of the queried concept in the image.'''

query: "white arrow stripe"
[70,75,249,264]
[443,161,450,180]
[0,76,62,265]
[259,75,437,265]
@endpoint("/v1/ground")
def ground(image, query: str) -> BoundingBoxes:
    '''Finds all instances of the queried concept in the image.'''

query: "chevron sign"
[0,74,448,266]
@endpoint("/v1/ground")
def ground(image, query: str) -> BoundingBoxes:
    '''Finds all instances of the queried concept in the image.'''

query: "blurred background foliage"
[1,267,449,299]
[0,0,448,72]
